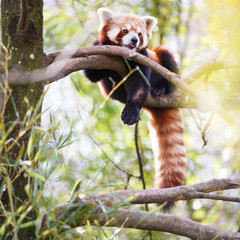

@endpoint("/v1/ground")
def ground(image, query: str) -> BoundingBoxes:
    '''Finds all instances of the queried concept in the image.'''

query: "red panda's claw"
[121,105,140,125]
[150,86,166,96]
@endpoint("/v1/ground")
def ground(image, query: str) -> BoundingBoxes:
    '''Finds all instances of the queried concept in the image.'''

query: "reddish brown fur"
[147,46,175,64]
[145,107,186,190]
[99,25,115,44]
[99,14,149,50]
[147,49,161,64]
[144,48,186,210]
[152,45,175,61]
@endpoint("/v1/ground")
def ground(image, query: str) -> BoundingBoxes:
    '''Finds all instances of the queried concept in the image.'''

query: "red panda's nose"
[131,37,138,44]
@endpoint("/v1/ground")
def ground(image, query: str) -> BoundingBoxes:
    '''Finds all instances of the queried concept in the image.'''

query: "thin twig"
[134,123,146,190]
[190,110,214,148]
[201,114,214,148]
[134,123,153,240]
[71,0,85,27]
[194,191,240,203]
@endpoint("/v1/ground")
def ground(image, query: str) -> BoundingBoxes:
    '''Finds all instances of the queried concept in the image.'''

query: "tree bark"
[1,0,44,238]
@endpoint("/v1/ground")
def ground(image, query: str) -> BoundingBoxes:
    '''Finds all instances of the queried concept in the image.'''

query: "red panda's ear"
[98,8,115,31]
[142,16,157,37]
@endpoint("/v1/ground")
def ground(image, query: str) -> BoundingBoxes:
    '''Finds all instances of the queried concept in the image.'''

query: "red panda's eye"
[138,32,142,37]
[123,29,129,34]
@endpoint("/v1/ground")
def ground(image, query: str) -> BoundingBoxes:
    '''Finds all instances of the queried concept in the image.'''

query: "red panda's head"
[97,8,157,52]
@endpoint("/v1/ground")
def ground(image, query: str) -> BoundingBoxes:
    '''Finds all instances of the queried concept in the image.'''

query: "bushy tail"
[145,108,186,211]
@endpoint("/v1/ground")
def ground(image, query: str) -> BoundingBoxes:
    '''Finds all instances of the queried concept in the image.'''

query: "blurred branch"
[177,0,194,67]
[71,0,86,26]
[183,58,240,84]
[41,177,240,239]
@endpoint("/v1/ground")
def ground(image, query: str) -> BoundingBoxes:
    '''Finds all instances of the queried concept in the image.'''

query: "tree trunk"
[1,0,44,238]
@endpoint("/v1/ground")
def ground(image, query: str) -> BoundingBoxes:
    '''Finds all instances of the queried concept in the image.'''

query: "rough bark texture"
[1,0,44,238]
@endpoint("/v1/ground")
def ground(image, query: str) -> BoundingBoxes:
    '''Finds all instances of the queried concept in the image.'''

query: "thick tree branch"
[90,177,240,206]
[0,48,193,109]
[45,47,236,122]
[46,46,200,99]
[41,177,240,239]
[0,46,234,116]
[50,206,240,240]
[90,209,240,240]
[2,55,125,85]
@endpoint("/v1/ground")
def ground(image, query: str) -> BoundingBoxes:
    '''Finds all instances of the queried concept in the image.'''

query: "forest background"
[1,0,240,239]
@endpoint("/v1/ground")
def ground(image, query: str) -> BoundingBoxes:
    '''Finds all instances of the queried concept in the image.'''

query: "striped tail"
[145,107,186,211]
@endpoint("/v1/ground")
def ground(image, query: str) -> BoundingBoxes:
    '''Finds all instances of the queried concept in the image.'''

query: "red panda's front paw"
[121,105,140,125]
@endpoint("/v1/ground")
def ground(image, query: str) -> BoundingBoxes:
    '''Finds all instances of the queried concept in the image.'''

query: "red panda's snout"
[122,33,140,50]
[102,24,148,51]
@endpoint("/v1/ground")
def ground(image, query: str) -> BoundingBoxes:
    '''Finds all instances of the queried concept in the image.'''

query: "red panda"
[84,8,186,211]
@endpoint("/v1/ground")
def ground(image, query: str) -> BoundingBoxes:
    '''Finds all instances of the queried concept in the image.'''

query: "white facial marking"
[141,33,148,49]
[125,24,131,30]
[122,31,139,49]
[97,8,115,31]
[107,27,120,43]
[137,26,141,33]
